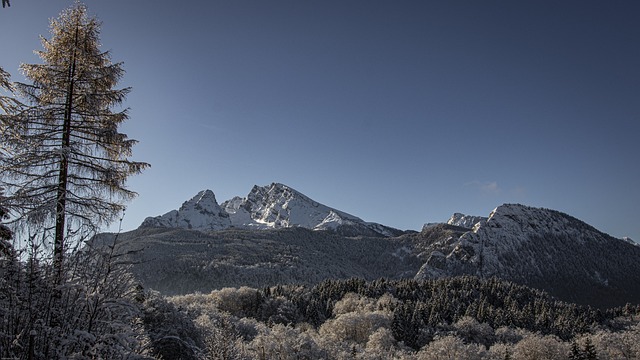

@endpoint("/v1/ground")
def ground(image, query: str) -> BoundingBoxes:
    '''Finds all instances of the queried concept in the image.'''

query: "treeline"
[162,277,640,359]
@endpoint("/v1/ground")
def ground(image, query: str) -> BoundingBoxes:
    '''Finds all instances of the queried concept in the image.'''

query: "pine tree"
[583,337,597,360]
[0,3,148,276]
[569,341,585,360]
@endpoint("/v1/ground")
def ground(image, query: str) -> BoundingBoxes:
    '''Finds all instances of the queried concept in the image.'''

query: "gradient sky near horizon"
[1,1,639,241]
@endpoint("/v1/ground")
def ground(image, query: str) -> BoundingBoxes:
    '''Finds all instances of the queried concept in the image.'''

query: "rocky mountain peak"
[180,189,218,212]
[447,212,488,229]
[140,182,400,237]
[139,189,230,230]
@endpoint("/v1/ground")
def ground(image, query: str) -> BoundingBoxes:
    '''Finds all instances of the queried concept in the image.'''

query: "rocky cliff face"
[140,190,231,230]
[446,213,488,229]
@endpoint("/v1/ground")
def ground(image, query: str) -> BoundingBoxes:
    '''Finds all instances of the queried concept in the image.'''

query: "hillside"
[92,227,425,295]
[416,204,640,308]
[97,184,640,309]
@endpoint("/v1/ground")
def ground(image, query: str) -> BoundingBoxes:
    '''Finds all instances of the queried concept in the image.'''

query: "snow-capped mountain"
[98,201,640,308]
[140,182,402,237]
[415,204,640,308]
[139,190,231,230]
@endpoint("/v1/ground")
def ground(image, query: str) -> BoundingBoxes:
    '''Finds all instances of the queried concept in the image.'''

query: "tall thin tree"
[0,3,148,276]
[0,68,16,246]
[0,188,11,243]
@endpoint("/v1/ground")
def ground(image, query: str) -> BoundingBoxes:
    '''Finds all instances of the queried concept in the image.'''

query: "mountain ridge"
[415,203,640,308]
[140,182,403,237]
[108,184,640,308]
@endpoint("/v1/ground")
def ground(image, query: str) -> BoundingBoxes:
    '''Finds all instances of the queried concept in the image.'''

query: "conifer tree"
[570,341,585,360]
[583,337,597,360]
[0,3,148,275]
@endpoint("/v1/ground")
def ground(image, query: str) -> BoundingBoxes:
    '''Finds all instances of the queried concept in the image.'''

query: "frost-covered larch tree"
[0,3,148,276]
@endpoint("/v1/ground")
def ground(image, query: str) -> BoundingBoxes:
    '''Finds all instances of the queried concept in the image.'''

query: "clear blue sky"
[1,1,638,241]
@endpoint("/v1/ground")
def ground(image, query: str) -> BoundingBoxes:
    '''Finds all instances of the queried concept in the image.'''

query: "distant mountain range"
[96,182,640,309]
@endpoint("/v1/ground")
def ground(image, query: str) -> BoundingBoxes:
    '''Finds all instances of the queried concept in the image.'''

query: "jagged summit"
[446,212,488,229]
[237,182,362,228]
[140,182,401,237]
[140,190,230,230]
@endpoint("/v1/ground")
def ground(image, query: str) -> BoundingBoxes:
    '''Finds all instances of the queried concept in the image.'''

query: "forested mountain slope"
[94,202,640,309]
[416,204,640,308]
[92,227,425,295]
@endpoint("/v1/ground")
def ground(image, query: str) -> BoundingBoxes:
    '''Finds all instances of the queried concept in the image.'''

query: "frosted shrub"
[196,314,246,360]
[588,327,640,359]
[416,335,486,360]
[213,286,260,318]
[486,343,513,360]
[320,310,392,344]
[248,323,325,360]
[511,333,569,360]
[0,246,152,359]
[333,292,378,316]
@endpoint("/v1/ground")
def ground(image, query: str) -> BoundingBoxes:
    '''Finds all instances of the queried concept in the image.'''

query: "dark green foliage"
[570,341,584,360]
[141,292,204,360]
[583,337,598,360]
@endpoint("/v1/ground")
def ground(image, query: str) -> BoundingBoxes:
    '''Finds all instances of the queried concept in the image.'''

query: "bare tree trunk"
[54,24,78,281]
